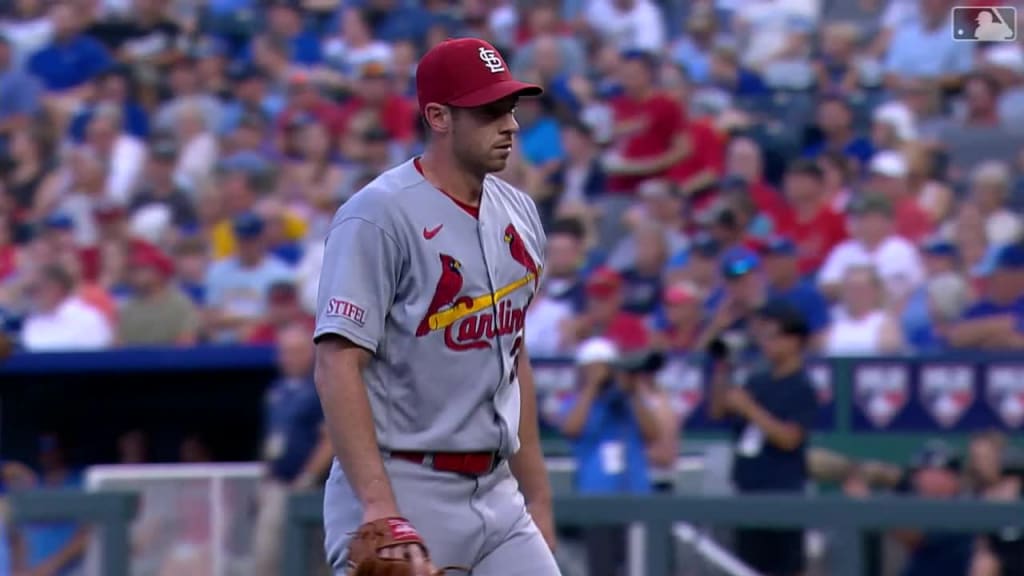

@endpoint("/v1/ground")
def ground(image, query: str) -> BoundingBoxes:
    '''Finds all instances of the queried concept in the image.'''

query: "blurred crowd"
[0,0,1022,354]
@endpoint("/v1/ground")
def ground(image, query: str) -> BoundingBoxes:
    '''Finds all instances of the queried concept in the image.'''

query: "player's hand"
[378,542,437,575]
[725,387,755,418]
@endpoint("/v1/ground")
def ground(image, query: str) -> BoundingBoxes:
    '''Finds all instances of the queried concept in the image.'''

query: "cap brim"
[447,80,543,108]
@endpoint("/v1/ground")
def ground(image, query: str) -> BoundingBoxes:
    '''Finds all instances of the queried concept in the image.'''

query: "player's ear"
[423,104,452,134]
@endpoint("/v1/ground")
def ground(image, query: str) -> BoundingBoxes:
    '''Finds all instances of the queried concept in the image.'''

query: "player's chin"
[484,153,511,173]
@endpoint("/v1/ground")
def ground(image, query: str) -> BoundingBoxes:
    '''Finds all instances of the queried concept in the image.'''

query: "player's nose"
[500,111,520,134]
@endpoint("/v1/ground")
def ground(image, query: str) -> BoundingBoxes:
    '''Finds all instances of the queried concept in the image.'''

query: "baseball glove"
[347,517,468,576]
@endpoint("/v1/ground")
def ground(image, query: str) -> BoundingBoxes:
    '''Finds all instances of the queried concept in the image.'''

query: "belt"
[389,450,501,476]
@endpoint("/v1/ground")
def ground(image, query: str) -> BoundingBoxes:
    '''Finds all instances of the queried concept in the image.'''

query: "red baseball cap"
[416,38,542,114]
[586,267,623,299]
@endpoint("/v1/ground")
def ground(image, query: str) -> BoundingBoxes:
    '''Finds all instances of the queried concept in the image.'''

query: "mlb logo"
[952,6,1017,41]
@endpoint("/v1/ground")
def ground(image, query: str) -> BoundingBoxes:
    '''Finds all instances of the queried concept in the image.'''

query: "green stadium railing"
[283,492,1024,576]
[9,490,138,576]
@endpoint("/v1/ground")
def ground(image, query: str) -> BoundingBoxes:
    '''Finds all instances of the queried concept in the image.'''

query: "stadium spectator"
[0,34,41,139]
[203,212,293,342]
[709,300,816,576]
[611,221,669,315]
[11,433,89,576]
[20,262,112,351]
[943,243,1024,349]
[967,160,1024,247]
[558,337,660,575]
[804,96,874,167]
[118,243,198,346]
[129,138,199,229]
[966,431,1024,576]
[902,238,974,351]
[760,236,830,346]
[2,121,58,227]
[26,1,110,99]
[818,194,925,303]
[866,150,933,242]
[603,50,688,197]
[651,281,704,353]
[696,247,766,357]
[253,323,331,576]
[583,0,666,54]
[778,157,843,272]
[568,267,648,352]
[883,0,973,91]
[895,440,975,576]
[823,264,906,356]
[246,280,314,345]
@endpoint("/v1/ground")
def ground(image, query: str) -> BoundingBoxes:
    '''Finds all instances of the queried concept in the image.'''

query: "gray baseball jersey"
[314,158,546,457]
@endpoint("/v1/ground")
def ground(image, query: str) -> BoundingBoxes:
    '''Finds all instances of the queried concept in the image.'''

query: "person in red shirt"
[336,61,416,151]
[245,281,315,345]
[276,71,345,140]
[604,51,691,195]
[568,267,649,352]
[866,150,932,243]
[722,136,793,231]
[778,159,848,274]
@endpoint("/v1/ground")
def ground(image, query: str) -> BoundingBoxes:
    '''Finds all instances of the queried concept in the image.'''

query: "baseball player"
[314,38,561,576]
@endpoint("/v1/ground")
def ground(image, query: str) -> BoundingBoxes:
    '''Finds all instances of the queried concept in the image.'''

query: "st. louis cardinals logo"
[985,364,1024,429]
[479,47,506,73]
[855,364,909,429]
[416,224,540,351]
[919,364,975,429]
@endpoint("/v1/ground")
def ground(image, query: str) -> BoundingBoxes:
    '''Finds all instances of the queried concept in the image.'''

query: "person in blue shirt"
[760,236,830,349]
[252,324,333,576]
[708,300,817,576]
[944,243,1024,349]
[14,434,89,576]
[802,96,874,167]
[558,337,660,576]
[27,3,111,94]
[68,66,150,143]
[902,238,962,352]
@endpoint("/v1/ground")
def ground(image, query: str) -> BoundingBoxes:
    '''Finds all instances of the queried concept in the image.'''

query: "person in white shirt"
[823,264,905,356]
[583,0,666,53]
[85,104,147,204]
[818,194,925,305]
[966,160,1024,247]
[21,263,113,351]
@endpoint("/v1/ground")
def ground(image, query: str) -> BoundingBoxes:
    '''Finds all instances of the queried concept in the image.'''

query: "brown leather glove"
[347,517,467,576]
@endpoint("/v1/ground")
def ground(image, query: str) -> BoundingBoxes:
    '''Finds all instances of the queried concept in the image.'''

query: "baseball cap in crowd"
[720,246,760,279]
[663,282,698,306]
[762,236,797,257]
[93,200,125,223]
[869,150,909,179]
[233,212,265,239]
[921,237,958,259]
[415,38,542,114]
[756,299,810,341]
[981,243,1024,276]
[130,245,174,277]
[575,337,619,366]
[585,267,622,299]
[909,439,961,473]
[848,194,893,217]
[43,212,74,231]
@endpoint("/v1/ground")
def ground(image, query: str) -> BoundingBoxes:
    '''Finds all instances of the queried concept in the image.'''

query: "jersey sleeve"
[313,217,401,353]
